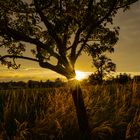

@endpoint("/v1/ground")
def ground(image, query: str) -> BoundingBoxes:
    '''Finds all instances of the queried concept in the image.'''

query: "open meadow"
[0,82,140,140]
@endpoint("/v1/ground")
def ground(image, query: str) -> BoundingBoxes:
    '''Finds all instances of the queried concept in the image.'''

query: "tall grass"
[0,82,140,140]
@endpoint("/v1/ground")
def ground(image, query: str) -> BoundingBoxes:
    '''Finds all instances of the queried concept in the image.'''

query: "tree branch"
[0,41,10,47]
[75,0,118,61]
[116,0,138,10]
[69,0,95,64]
[0,1,32,14]
[1,27,60,59]
[70,28,83,64]
[0,55,39,62]
[0,54,68,77]
[33,0,61,47]
[39,61,68,77]
[33,0,70,68]
[97,0,118,25]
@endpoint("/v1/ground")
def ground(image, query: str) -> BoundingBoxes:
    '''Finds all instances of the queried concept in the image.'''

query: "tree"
[84,20,117,83]
[90,55,116,83]
[116,73,131,84]
[88,73,100,84]
[0,0,138,139]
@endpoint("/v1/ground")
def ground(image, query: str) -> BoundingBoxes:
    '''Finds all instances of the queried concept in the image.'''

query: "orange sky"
[0,1,140,81]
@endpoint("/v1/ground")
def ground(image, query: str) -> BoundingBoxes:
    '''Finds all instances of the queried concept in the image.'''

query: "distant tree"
[116,73,131,84]
[88,73,99,84]
[45,79,54,87]
[133,75,140,83]
[0,0,138,139]
[54,78,64,87]
[28,80,40,88]
[85,26,117,83]
[91,55,116,83]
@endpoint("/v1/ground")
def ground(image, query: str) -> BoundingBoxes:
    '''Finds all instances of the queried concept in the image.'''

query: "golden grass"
[0,82,140,140]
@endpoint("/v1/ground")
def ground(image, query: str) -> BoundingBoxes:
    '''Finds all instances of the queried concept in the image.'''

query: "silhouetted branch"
[116,0,138,9]
[34,0,61,45]
[0,54,68,76]
[0,41,10,47]
[1,27,60,59]
[0,1,32,14]
[0,55,38,62]
[33,0,69,68]
[75,0,118,60]
[70,28,83,64]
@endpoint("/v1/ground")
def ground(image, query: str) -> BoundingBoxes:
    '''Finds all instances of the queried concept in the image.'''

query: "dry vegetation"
[0,82,140,140]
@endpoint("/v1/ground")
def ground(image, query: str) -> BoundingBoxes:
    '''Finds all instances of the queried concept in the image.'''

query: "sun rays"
[75,70,87,81]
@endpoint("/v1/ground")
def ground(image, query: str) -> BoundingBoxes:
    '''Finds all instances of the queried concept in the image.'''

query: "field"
[0,82,140,140]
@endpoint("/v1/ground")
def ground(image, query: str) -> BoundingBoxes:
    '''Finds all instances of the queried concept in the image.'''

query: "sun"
[75,70,87,80]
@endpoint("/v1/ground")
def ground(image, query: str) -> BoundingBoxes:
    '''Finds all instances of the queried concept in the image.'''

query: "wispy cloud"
[0,67,65,82]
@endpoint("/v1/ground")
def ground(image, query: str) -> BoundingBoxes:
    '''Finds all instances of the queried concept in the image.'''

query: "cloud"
[0,67,65,82]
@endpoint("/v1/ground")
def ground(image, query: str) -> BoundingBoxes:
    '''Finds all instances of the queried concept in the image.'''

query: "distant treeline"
[1,73,140,90]
[89,73,140,85]
[0,78,66,90]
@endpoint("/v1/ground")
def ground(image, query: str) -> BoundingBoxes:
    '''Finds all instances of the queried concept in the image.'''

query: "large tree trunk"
[70,81,91,140]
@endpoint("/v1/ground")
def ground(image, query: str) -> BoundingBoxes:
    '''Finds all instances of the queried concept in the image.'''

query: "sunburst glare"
[75,70,87,80]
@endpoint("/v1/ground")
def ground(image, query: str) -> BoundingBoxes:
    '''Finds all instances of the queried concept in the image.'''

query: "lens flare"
[75,70,87,80]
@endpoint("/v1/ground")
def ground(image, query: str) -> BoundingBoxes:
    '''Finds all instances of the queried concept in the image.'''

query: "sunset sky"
[0,1,140,81]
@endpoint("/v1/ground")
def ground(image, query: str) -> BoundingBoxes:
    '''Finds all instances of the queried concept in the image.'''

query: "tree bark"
[71,81,91,140]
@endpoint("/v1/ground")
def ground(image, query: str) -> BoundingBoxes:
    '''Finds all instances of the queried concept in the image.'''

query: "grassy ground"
[0,82,140,140]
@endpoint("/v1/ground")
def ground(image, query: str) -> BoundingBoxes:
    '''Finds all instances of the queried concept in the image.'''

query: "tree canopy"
[92,55,116,82]
[0,0,138,79]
